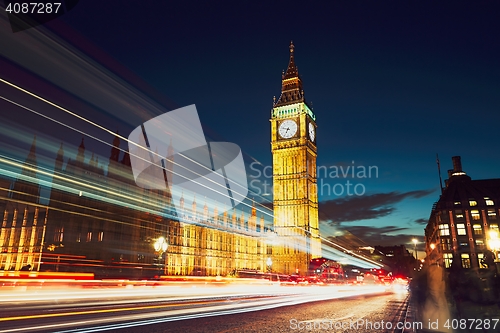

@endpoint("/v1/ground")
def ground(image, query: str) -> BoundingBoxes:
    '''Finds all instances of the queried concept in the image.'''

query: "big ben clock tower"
[271,42,321,275]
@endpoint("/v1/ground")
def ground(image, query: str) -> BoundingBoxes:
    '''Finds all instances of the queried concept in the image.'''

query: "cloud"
[331,225,425,248]
[414,218,428,224]
[319,189,434,223]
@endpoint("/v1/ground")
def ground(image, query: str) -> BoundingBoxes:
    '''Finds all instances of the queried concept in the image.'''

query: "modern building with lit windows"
[425,156,500,269]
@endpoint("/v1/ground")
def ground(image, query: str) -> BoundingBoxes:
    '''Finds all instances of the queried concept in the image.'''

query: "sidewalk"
[409,289,500,333]
[451,299,500,333]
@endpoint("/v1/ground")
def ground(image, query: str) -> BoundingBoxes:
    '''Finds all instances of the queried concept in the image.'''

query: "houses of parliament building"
[0,43,321,277]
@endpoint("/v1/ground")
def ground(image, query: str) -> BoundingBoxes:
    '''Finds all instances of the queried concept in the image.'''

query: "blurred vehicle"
[308,258,345,284]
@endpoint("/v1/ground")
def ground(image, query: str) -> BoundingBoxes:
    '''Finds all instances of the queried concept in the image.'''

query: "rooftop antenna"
[436,153,444,194]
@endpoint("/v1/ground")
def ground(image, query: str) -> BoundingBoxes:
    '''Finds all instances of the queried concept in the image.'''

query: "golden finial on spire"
[289,40,294,53]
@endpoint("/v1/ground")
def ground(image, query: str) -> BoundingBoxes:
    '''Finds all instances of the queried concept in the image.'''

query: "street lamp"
[412,238,418,260]
[266,257,272,272]
[154,236,168,275]
[488,230,500,261]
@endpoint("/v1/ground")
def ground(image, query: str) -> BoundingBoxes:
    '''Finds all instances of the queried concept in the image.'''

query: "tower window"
[469,200,477,207]
[139,221,147,240]
[488,209,497,219]
[455,211,464,219]
[471,210,481,220]
[76,224,82,242]
[54,227,64,243]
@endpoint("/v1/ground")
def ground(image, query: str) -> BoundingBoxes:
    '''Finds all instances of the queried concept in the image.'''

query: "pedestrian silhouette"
[421,252,452,332]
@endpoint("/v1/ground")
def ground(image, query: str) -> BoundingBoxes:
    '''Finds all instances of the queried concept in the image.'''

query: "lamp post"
[488,230,500,261]
[154,236,169,275]
[412,238,418,260]
[266,257,272,273]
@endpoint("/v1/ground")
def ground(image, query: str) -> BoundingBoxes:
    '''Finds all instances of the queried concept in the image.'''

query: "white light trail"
[0,84,267,220]
[0,284,388,333]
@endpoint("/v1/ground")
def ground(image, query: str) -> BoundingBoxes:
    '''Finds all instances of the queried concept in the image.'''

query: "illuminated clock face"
[278,119,298,139]
[308,122,315,142]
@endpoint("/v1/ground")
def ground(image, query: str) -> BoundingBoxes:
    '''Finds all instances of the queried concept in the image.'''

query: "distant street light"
[412,238,418,260]
[154,236,169,275]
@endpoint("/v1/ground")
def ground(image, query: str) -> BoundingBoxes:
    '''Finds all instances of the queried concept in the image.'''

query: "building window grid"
[478,253,486,268]
[439,224,450,236]
[473,224,483,235]
[443,253,453,268]
[461,253,471,269]
[455,210,464,219]
[471,210,481,220]
[440,238,452,251]
[475,239,485,248]
[456,223,466,236]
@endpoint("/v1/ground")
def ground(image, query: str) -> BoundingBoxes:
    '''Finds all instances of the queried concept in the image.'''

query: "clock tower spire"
[274,41,305,107]
[270,43,321,276]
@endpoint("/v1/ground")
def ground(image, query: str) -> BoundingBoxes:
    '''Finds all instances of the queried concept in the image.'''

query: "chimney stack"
[452,156,462,172]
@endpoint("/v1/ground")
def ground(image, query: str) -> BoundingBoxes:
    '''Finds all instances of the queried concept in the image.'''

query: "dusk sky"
[1,1,500,254]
